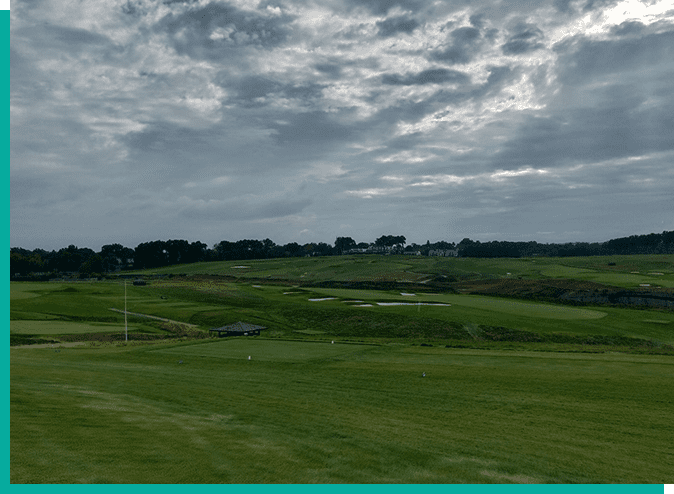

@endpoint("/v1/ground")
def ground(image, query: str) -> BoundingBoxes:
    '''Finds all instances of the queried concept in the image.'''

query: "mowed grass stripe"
[11,342,674,483]
[152,338,372,362]
[307,288,607,320]
[10,320,140,335]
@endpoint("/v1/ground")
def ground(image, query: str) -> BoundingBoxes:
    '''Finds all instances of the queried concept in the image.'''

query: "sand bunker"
[400,293,416,296]
[308,297,337,302]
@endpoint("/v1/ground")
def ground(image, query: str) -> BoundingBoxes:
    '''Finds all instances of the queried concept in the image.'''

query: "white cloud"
[10,0,674,249]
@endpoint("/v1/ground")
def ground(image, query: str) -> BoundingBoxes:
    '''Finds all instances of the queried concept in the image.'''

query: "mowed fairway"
[11,339,674,483]
[10,320,141,335]
[307,288,608,320]
[155,338,373,362]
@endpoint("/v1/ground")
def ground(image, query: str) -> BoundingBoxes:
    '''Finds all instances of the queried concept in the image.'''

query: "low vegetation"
[10,254,674,483]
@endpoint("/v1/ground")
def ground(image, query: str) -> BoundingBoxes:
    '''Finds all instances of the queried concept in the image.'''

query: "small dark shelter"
[209,321,267,337]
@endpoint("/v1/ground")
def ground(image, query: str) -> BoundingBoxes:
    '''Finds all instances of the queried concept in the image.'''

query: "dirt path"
[108,308,199,328]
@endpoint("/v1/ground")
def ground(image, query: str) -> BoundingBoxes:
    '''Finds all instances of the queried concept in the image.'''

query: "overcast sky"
[10,0,674,251]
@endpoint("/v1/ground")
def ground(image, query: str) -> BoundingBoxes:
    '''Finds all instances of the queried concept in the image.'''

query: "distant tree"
[10,250,44,276]
[334,237,357,254]
[315,242,334,256]
[186,241,209,263]
[134,241,168,269]
[165,239,190,265]
[374,235,406,249]
[283,242,303,257]
[80,254,103,276]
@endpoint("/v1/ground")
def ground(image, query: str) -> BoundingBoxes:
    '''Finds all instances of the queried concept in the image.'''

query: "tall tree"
[334,237,357,254]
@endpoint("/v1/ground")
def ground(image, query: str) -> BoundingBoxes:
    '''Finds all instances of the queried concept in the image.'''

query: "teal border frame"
[1,2,667,491]
[5,4,11,487]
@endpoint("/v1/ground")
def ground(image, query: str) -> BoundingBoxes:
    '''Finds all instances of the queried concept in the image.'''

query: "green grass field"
[10,320,142,335]
[11,340,674,483]
[129,254,674,288]
[10,254,674,483]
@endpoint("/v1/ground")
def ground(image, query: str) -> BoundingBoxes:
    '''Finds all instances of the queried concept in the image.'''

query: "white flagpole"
[125,280,128,342]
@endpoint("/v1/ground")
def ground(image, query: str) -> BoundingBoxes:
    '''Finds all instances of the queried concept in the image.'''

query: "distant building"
[209,321,267,337]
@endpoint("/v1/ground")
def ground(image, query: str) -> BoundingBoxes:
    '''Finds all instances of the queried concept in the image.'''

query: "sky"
[10,0,674,251]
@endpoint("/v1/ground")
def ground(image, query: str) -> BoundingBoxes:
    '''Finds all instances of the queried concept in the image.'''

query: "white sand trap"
[342,300,364,303]
[400,293,416,296]
[308,297,337,302]
[640,284,650,287]
[232,266,250,268]
[649,272,664,275]
[631,271,640,274]
[375,302,451,306]
[356,304,373,307]
[252,285,262,288]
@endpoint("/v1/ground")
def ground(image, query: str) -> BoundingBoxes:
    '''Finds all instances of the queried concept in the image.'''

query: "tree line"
[9,230,674,278]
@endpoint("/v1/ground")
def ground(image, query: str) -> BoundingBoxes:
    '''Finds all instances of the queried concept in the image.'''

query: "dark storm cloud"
[581,0,622,12]
[554,29,674,84]
[469,65,519,99]
[14,23,121,56]
[121,0,146,17]
[501,24,545,55]
[430,26,482,64]
[492,87,674,169]
[179,197,313,221]
[156,1,294,60]
[610,20,646,37]
[10,0,674,250]
[233,76,324,106]
[314,63,342,78]
[376,16,420,37]
[365,65,515,131]
[553,0,621,14]
[234,76,280,100]
[269,111,356,146]
[469,13,486,29]
[553,0,575,13]
[381,68,470,86]
[122,123,211,154]
[44,24,113,46]
[345,0,423,15]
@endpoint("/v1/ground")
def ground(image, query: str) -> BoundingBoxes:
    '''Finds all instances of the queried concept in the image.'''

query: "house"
[209,321,267,337]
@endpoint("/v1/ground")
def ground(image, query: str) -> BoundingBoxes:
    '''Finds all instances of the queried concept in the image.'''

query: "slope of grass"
[11,340,674,483]
[128,254,674,288]
[12,278,674,347]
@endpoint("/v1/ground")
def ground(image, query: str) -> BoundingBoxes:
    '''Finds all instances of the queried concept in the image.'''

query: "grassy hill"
[10,254,674,482]
[126,254,674,288]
